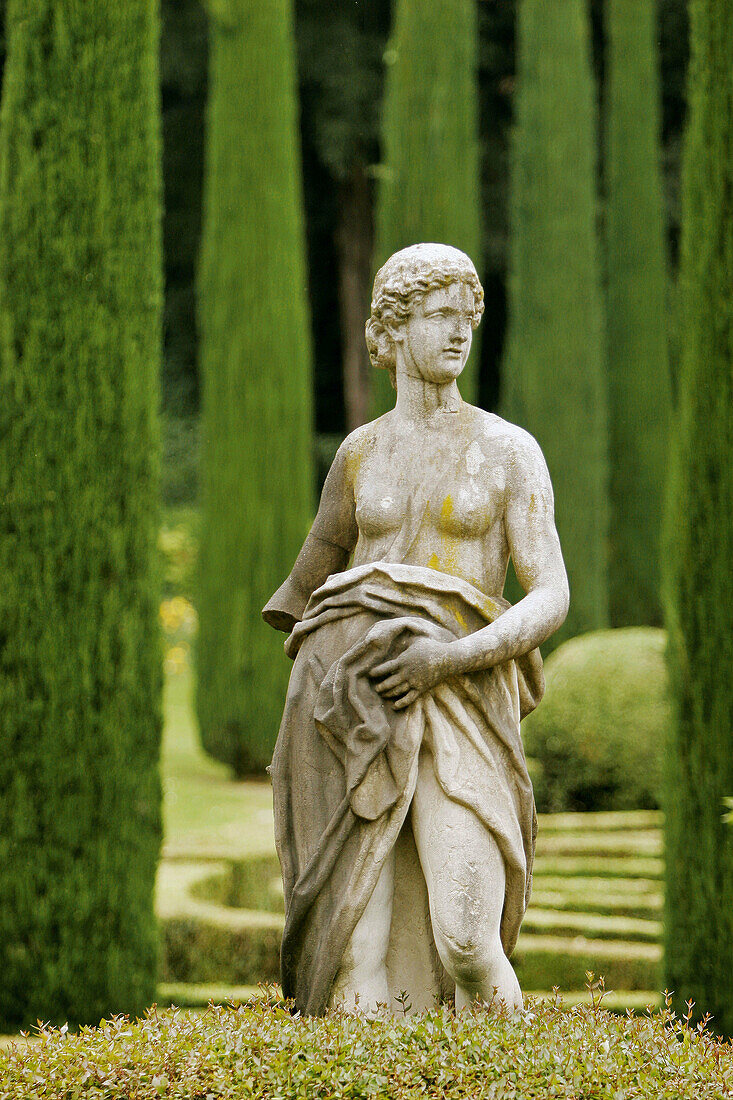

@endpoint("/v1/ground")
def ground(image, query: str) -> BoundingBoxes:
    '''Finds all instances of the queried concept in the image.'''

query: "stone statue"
[263,243,569,1016]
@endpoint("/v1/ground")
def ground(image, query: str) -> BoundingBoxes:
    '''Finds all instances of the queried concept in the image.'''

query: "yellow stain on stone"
[346,447,363,481]
[428,552,441,571]
[440,495,454,523]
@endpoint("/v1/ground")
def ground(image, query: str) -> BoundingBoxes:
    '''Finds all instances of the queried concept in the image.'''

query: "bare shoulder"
[337,412,392,477]
[466,408,549,477]
[340,415,388,454]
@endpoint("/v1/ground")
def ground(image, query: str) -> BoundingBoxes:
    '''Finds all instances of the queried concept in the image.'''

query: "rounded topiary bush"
[523,627,669,812]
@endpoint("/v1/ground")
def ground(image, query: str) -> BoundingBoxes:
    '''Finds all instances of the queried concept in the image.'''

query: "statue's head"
[365,243,484,388]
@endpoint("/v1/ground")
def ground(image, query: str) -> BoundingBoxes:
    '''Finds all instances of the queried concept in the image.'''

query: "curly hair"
[365,243,485,388]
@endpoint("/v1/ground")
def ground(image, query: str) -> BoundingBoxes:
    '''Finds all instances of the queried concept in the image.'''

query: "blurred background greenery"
[151,0,688,480]
[0,0,731,1046]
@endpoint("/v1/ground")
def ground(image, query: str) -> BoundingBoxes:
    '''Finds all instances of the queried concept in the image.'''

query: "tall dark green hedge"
[0,1,164,1030]
[663,0,733,1036]
[502,0,608,645]
[605,0,671,628]
[196,0,314,776]
[373,0,481,414]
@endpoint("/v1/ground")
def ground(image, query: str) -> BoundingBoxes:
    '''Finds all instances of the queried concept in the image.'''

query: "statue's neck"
[393,365,462,424]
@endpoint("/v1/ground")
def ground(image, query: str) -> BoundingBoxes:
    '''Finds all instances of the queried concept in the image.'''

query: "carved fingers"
[369,638,453,709]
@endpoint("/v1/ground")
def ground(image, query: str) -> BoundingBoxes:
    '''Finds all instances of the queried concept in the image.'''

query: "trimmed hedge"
[605,0,671,628]
[532,878,662,921]
[522,908,660,944]
[502,0,608,646]
[373,0,482,413]
[523,628,669,812]
[514,936,659,994]
[1,996,731,1098]
[189,856,283,913]
[0,0,164,1031]
[196,0,315,776]
[160,917,281,987]
[533,855,662,879]
[662,0,733,1035]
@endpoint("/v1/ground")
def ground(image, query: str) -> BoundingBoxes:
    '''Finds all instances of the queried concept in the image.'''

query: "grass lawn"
[161,665,275,860]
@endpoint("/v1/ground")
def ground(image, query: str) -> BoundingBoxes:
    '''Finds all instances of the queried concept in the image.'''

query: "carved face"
[393,282,474,384]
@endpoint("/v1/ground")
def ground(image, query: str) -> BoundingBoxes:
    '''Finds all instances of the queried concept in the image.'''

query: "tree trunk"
[337,163,374,431]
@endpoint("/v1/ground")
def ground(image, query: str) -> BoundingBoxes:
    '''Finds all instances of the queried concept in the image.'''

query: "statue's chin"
[418,359,465,384]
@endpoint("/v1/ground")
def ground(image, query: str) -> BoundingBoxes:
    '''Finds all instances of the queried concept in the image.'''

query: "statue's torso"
[347,405,514,598]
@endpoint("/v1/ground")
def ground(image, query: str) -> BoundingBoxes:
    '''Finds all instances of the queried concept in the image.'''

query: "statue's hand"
[370,637,456,711]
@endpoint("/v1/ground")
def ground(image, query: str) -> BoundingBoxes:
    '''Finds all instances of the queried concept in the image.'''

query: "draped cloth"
[270,562,543,1016]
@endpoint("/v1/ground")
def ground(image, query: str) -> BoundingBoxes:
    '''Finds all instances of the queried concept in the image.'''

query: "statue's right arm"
[262,438,359,633]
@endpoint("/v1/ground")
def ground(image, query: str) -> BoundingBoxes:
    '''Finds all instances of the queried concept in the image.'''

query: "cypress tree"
[605,0,671,628]
[0,1,163,1030]
[196,0,314,775]
[502,0,608,645]
[373,0,481,413]
[663,0,733,1035]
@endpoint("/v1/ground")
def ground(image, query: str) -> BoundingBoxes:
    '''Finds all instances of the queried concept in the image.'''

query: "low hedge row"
[160,917,281,987]
[512,935,660,992]
[159,915,661,992]
[189,856,283,913]
[533,853,663,878]
[521,907,661,942]
[1,994,730,1099]
[531,882,662,920]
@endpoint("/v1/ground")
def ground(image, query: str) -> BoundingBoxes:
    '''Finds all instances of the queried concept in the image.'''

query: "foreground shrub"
[1,992,731,1099]
[523,628,669,812]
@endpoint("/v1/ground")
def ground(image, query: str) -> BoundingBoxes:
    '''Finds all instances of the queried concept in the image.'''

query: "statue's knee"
[433,918,501,988]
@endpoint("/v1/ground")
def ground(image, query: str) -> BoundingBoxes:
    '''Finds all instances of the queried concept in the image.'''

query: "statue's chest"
[355,442,505,540]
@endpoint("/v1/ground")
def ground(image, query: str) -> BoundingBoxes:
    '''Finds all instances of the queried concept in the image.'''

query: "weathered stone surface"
[263,243,569,1015]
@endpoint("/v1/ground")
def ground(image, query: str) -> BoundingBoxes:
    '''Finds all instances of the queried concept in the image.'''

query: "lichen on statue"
[263,243,569,1016]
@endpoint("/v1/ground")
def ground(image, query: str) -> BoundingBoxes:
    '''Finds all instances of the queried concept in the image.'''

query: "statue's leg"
[411,747,522,1012]
[327,848,395,1015]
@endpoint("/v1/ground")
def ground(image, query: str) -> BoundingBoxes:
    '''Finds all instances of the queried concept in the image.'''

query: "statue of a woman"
[263,243,568,1016]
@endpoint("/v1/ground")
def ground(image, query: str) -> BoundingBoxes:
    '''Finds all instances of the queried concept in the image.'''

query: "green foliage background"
[195,0,314,776]
[0,0,164,1030]
[151,0,690,438]
[605,0,671,628]
[502,0,608,646]
[662,0,733,1035]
